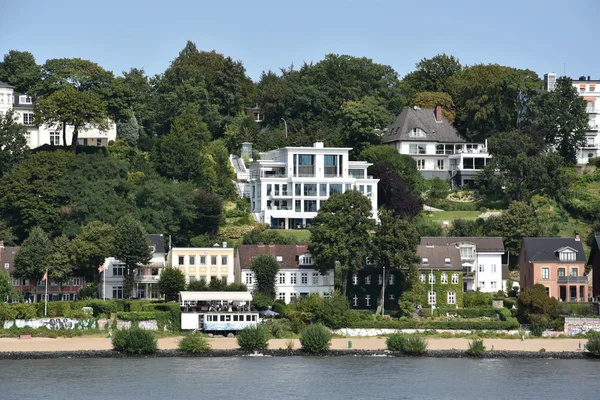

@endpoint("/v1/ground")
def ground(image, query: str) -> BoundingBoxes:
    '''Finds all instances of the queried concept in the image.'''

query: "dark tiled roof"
[420,237,505,252]
[522,238,586,263]
[416,244,462,270]
[0,81,14,88]
[148,234,165,254]
[384,107,466,143]
[0,246,21,275]
[238,244,312,269]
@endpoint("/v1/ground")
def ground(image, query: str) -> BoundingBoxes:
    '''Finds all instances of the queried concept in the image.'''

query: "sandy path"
[0,337,588,353]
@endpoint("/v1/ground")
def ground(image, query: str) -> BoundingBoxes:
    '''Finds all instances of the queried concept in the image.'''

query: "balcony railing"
[267,205,293,211]
[296,165,315,177]
[324,166,339,177]
[557,276,588,283]
[135,275,160,282]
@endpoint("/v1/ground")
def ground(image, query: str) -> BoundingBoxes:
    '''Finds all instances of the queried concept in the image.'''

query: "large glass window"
[296,154,315,177]
[319,184,327,196]
[324,155,339,177]
[295,184,301,196]
[304,184,317,196]
[330,184,342,195]
[304,200,317,212]
[409,144,426,154]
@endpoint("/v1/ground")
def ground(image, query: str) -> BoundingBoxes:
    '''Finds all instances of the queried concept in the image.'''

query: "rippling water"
[1,357,599,399]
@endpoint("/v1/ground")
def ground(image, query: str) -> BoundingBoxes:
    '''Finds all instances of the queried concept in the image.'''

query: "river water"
[1,357,599,399]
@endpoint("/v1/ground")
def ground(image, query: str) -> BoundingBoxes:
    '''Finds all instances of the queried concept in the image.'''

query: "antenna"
[564,63,566,77]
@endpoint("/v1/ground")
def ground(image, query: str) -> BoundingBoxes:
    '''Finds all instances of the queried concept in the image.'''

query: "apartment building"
[0,81,116,148]
[248,142,378,229]
[167,243,235,285]
[544,73,600,164]
[236,244,334,304]
[384,105,490,189]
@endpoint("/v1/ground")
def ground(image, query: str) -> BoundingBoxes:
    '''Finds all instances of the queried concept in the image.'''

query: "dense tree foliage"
[0,50,42,94]
[158,267,186,301]
[13,227,52,285]
[0,109,29,178]
[250,254,280,300]
[372,163,423,219]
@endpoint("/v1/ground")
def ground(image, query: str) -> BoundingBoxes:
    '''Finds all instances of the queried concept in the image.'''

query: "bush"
[402,335,428,355]
[111,328,157,354]
[586,331,600,357]
[467,339,486,356]
[386,333,406,351]
[464,291,493,308]
[237,325,269,351]
[299,324,331,353]
[179,333,211,353]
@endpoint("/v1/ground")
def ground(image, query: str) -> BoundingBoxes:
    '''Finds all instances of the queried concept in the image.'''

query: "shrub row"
[347,318,519,330]
[386,334,428,355]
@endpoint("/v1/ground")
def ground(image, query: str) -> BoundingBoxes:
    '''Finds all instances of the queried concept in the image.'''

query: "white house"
[167,243,235,285]
[384,105,490,189]
[248,141,378,229]
[544,73,600,164]
[0,81,116,148]
[235,244,334,304]
[102,234,166,300]
[420,237,505,293]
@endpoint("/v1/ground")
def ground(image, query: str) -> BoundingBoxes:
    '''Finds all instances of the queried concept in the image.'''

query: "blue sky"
[1,0,598,81]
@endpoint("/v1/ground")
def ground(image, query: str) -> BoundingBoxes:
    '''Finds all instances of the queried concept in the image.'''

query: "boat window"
[225,315,231,322]
[220,315,225,321]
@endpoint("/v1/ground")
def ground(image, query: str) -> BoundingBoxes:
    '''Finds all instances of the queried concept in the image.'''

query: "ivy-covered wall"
[420,270,463,308]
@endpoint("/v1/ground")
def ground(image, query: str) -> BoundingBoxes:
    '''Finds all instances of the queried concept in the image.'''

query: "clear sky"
[1,0,598,81]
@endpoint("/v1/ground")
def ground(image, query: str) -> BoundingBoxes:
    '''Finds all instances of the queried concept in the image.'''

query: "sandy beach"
[0,337,588,353]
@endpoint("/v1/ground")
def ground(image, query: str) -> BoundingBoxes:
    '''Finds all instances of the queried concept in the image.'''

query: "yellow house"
[168,245,235,285]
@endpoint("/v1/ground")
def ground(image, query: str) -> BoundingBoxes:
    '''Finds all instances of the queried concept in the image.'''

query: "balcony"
[270,190,291,198]
[557,276,588,283]
[135,275,160,283]
[267,205,293,211]
[324,166,340,178]
[296,165,315,177]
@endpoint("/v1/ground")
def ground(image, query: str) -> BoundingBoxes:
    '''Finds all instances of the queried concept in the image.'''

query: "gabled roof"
[416,244,462,270]
[384,107,466,143]
[420,237,505,253]
[148,234,165,254]
[522,238,586,263]
[237,244,311,269]
[0,81,14,89]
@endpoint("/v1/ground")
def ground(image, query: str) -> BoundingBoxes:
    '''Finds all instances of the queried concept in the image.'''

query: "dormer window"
[19,95,32,104]
[276,256,283,263]
[365,257,375,265]
[559,251,576,261]
[444,258,451,265]
[409,128,426,138]
[422,258,429,265]
[299,255,312,265]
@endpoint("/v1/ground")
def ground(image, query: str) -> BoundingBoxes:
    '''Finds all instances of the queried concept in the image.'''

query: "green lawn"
[425,211,482,222]
[277,229,311,243]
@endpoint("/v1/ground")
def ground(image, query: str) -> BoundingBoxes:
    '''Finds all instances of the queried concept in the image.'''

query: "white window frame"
[542,267,550,280]
[290,273,297,284]
[312,273,319,285]
[447,291,456,305]
[365,294,371,307]
[278,272,286,284]
[428,291,437,305]
[352,295,358,307]
[245,273,253,285]
[441,272,448,284]
[365,275,371,285]
[301,272,308,285]
[429,273,436,284]
[451,273,459,284]
[72,278,81,286]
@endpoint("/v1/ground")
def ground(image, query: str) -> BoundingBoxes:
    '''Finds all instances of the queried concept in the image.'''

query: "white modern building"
[236,244,334,304]
[248,142,379,229]
[420,237,505,293]
[544,73,600,164]
[102,234,167,300]
[0,81,116,148]
[167,243,235,285]
[384,105,490,188]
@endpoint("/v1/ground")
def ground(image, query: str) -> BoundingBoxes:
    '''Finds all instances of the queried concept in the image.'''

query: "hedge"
[346,318,519,330]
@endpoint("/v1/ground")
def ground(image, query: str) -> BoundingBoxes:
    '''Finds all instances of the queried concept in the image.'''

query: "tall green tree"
[0,109,29,178]
[359,145,422,191]
[372,209,419,314]
[158,267,186,301]
[47,235,75,295]
[526,77,589,165]
[309,190,375,295]
[71,221,115,281]
[340,96,392,155]
[113,215,152,298]
[402,54,462,94]
[250,254,280,300]
[0,271,16,301]
[398,263,426,316]
[0,50,42,94]
[13,227,52,294]
[372,163,423,219]
[116,111,140,146]
[411,91,456,123]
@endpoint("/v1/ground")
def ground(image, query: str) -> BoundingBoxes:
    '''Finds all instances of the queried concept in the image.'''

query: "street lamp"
[281,117,288,138]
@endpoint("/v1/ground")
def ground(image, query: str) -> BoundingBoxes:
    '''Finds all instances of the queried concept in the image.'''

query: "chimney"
[575,232,580,241]
[222,241,227,248]
[313,141,324,148]
[435,105,443,122]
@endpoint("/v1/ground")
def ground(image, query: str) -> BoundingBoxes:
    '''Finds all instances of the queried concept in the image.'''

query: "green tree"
[0,109,29,178]
[71,221,115,281]
[47,235,74,295]
[0,50,42,94]
[372,163,423,219]
[403,54,462,94]
[158,267,186,301]
[204,139,237,199]
[13,227,52,293]
[250,254,280,300]
[35,86,109,152]
[309,190,375,295]
[411,91,456,123]
[372,209,419,314]
[0,271,16,301]
[425,177,450,202]
[526,77,589,165]
[359,145,422,191]
[340,96,392,155]
[114,215,152,298]
[116,111,140,146]
[398,263,426,316]
[517,284,560,333]
[448,219,483,237]
[449,64,540,140]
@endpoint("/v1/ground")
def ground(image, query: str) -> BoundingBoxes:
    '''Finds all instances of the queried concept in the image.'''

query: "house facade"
[248,141,378,229]
[167,244,234,285]
[236,244,334,304]
[519,236,589,302]
[544,73,600,164]
[0,242,84,302]
[0,81,116,149]
[102,234,166,300]
[420,237,504,293]
[384,105,490,188]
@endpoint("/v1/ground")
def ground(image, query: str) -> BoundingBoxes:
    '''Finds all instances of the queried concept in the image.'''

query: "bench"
[19,334,32,340]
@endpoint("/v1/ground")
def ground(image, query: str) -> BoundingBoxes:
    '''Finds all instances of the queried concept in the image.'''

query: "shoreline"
[0,337,594,360]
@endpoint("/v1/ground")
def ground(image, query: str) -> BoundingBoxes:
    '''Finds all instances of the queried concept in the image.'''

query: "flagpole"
[103,268,106,302]
[44,269,48,317]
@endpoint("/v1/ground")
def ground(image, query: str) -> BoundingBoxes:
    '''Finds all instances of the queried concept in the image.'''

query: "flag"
[98,263,105,273]
[41,269,48,281]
